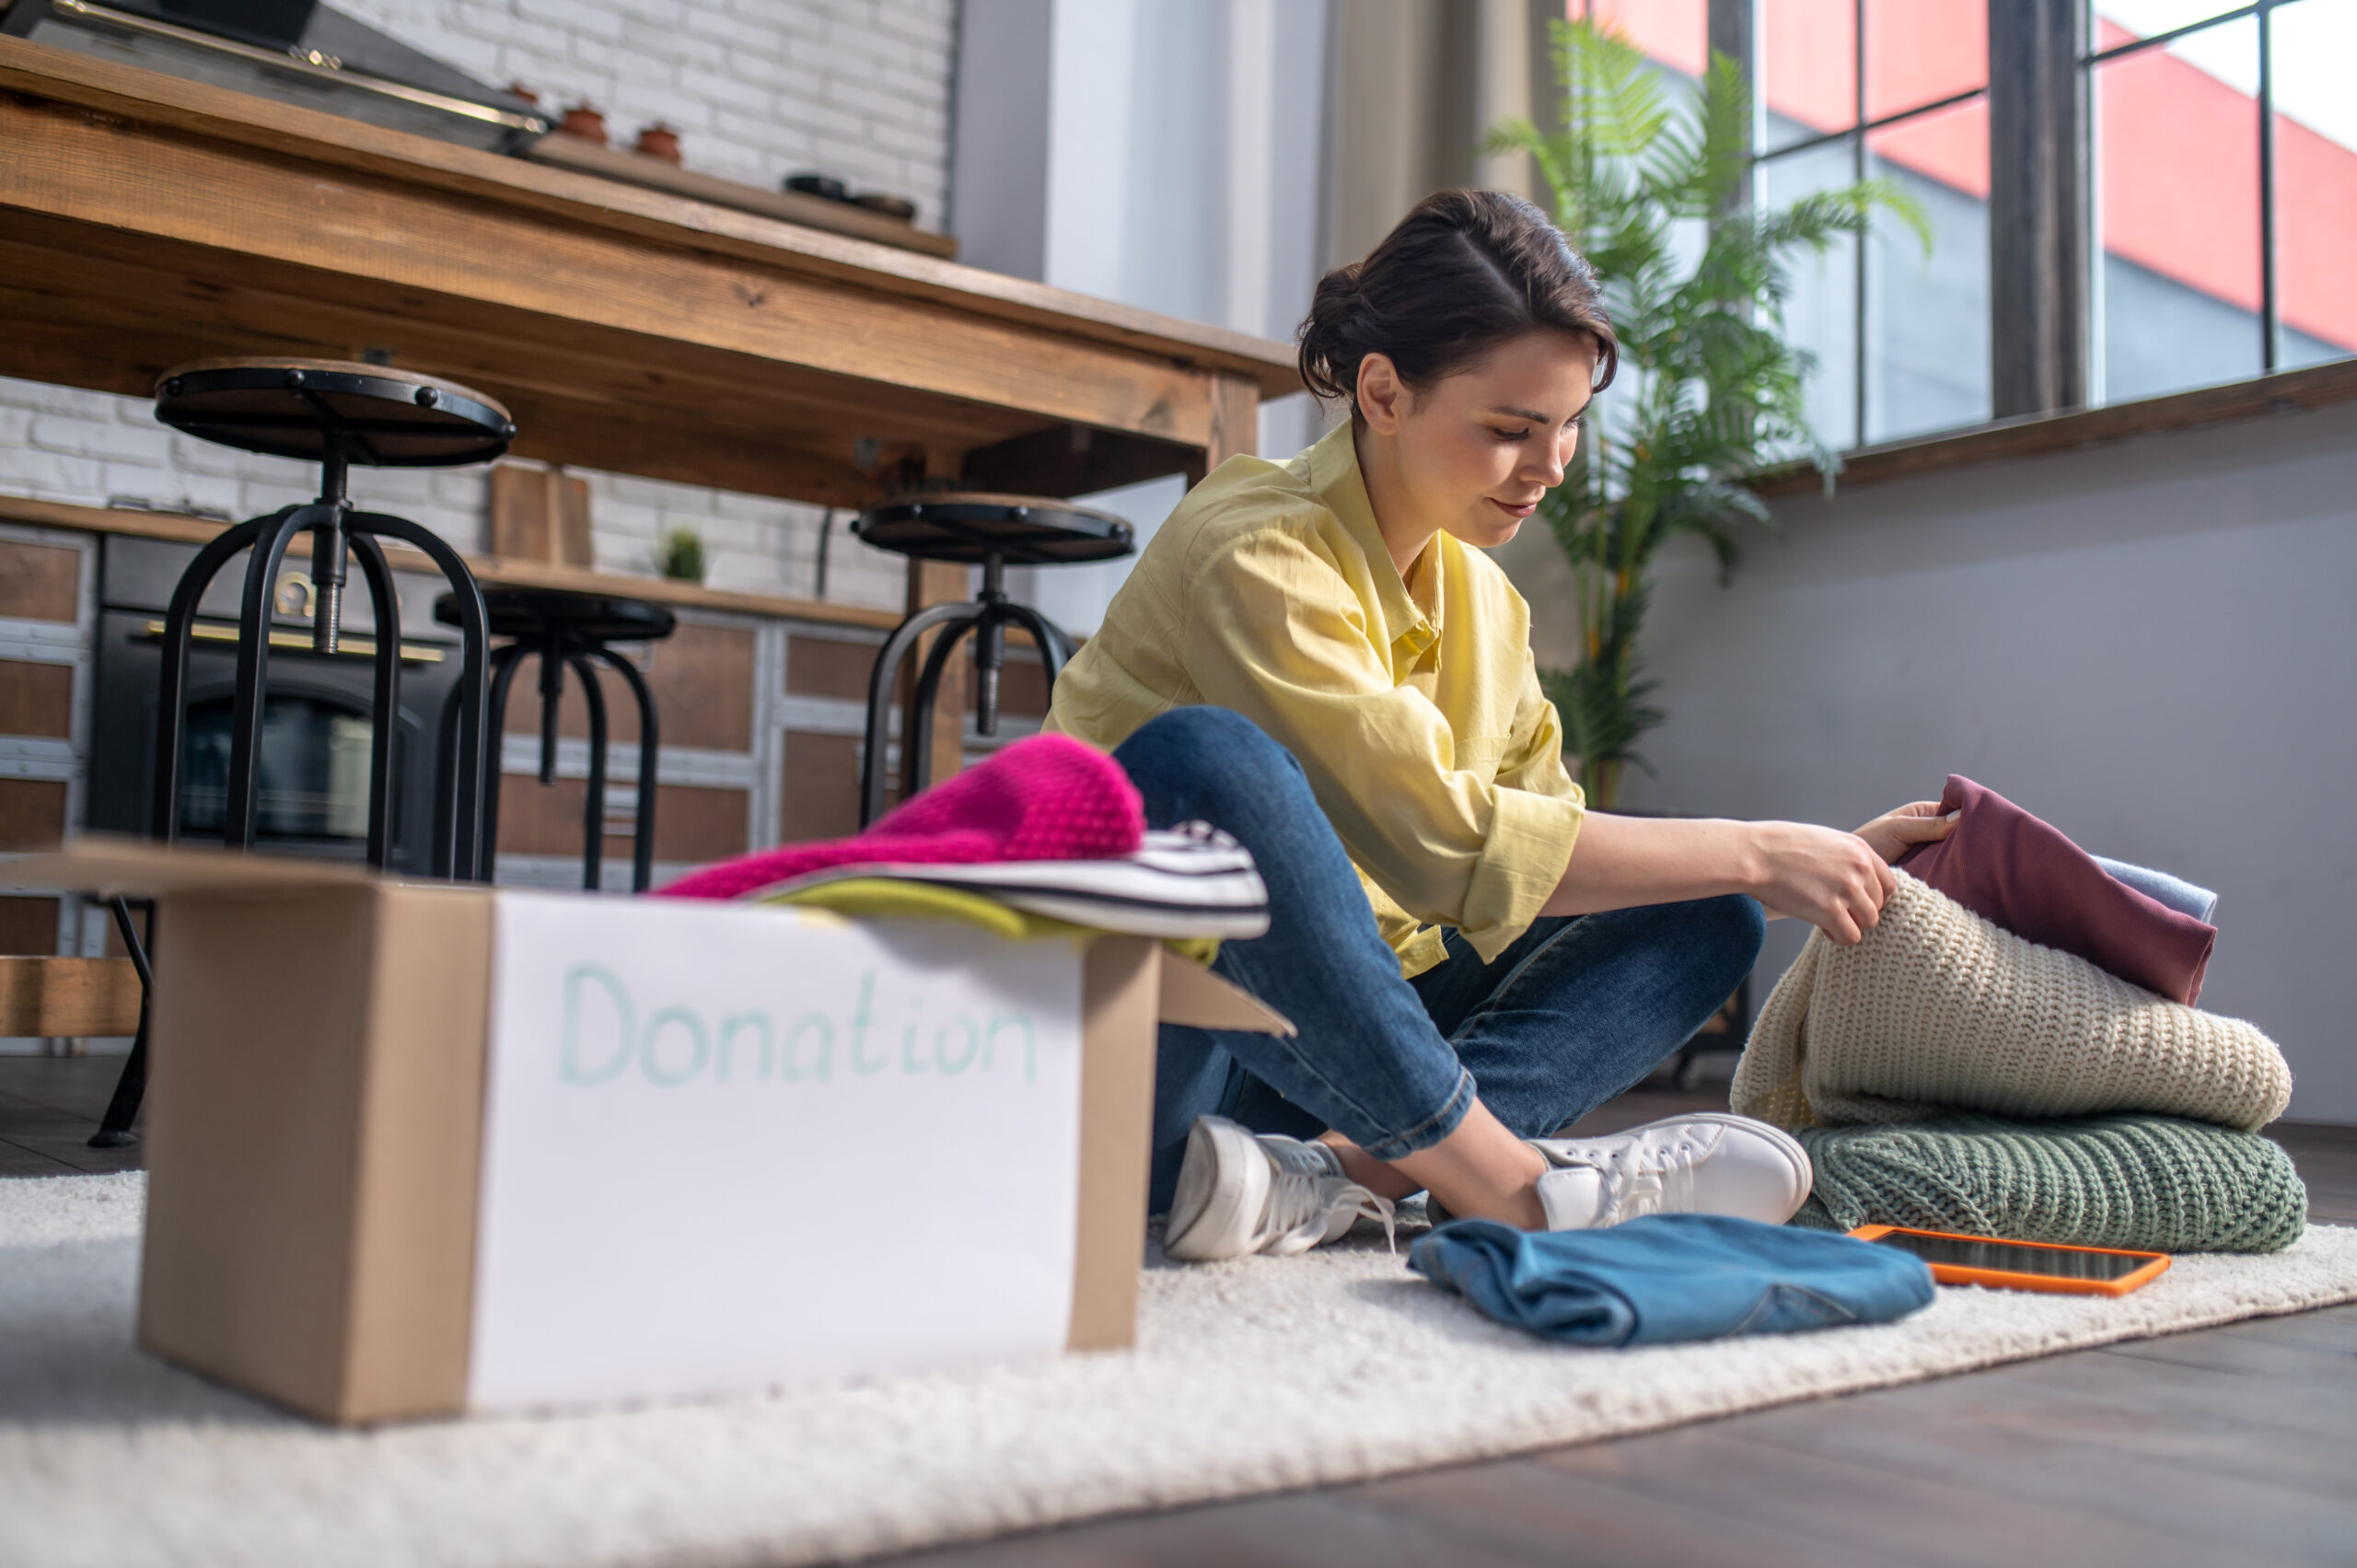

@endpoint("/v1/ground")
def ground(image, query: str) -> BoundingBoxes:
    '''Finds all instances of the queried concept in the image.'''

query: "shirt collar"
[1307,422,1442,661]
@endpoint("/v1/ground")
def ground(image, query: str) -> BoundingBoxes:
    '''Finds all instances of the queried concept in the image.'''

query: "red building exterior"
[1586,0,2356,354]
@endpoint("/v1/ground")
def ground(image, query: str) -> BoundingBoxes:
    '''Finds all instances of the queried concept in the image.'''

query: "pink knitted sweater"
[659,733,1144,900]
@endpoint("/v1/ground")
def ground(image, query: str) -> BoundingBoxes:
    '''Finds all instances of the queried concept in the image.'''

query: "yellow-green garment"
[1042,420,1584,978]
[757,878,1221,967]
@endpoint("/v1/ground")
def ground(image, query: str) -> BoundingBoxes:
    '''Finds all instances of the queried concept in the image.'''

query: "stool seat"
[437,587,678,645]
[155,357,515,468]
[853,493,1133,566]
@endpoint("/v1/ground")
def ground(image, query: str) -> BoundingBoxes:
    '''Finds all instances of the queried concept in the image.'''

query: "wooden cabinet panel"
[0,779,67,852]
[786,630,1048,717]
[0,660,74,738]
[0,895,60,956]
[997,646,1049,719]
[778,730,881,844]
[785,634,882,702]
[496,621,754,752]
[492,778,748,866]
[0,540,79,621]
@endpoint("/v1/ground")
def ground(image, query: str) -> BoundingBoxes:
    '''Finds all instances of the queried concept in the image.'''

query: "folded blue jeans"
[1409,1214,1937,1346]
[1111,707,1764,1213]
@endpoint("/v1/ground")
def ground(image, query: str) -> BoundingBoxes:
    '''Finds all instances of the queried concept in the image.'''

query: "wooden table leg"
[1190,372,1261,482]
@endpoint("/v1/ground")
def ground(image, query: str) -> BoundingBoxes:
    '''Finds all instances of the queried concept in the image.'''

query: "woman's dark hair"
[1298,190,1619,409]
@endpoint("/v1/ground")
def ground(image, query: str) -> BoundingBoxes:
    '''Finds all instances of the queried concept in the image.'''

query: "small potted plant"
[654,525,706,585]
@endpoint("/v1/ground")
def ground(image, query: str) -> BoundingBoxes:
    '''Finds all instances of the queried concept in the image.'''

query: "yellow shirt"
[1043,420,1585,978]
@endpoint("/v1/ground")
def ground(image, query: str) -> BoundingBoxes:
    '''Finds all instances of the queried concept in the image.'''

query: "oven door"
[174,682,407,854]
[88,608,458,874]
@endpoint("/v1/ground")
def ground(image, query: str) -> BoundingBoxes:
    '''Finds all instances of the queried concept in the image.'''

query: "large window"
[2088,1,2357,403]
[1583,1,1995,448]
[1575,1,2357,446]
[1758,0,1994,447]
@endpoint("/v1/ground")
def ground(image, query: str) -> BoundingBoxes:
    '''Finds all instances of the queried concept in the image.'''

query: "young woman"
[1044,191,1952,1260]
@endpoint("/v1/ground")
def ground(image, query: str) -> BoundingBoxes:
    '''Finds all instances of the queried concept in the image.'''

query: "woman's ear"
[1356,353,1408,435]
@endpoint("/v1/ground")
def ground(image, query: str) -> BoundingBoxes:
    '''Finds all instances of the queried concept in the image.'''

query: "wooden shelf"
[522,134,958,261]
[0,494,905,633]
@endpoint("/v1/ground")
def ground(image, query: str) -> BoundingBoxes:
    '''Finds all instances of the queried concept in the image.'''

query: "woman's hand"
[1854,800,1958,865]
[1743,821,1897,947]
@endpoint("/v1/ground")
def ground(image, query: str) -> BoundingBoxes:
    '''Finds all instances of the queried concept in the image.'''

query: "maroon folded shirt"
[1895,775,2216,1005]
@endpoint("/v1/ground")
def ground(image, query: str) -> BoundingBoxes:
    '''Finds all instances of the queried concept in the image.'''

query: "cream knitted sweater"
[1731,872,2292,1132]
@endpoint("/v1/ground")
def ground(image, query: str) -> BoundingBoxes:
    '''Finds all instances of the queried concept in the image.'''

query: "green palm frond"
[1510,14,1929,803]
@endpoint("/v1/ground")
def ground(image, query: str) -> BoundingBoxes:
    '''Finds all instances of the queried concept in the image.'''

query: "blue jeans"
[1409,1214,1935,1345]
[1114,707,1766,1213]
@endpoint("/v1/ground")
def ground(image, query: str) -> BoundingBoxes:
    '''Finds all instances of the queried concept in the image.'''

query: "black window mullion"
[2258,0,2279,372]
[2081,3,2260,67]
[1756,86,1989,168]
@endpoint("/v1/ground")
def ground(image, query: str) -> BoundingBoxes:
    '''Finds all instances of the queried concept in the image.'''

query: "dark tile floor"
[6,1058,2351,1566]
[0,1053,144,1177]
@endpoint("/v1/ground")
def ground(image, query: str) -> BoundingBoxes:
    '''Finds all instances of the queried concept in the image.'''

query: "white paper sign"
[469,892,1086,1411]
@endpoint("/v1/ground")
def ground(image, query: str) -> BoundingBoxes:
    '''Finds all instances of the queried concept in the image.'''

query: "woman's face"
[1357,329,1598,552]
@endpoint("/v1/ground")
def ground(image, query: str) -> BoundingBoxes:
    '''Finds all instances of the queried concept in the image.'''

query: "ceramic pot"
[558,104,608,145]
[634,123,682,164]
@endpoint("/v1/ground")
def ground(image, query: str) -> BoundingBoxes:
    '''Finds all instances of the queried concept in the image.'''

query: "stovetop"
[4,0,549,152]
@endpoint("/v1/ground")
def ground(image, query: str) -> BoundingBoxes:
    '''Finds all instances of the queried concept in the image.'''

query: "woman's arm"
[1539,803,1956,946]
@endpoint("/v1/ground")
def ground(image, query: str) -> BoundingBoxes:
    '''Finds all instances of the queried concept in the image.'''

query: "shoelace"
[1254,1173,1399,1256]
[1590,1137,1702,1227]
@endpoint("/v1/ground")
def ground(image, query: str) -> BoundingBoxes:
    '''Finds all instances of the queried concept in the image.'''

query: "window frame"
[2081,0,2290,386]
[1749,1,1996,448]
[1730,0,2344,450]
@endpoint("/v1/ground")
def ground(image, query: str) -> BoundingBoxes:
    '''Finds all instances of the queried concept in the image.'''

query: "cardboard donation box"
[17,839,1290,1425]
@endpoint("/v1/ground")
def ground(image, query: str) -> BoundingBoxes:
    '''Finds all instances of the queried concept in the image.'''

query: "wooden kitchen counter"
[0,36,1299,509]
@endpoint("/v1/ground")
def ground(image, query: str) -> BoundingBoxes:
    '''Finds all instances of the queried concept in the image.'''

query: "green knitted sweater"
[1793,1113,2306,1253]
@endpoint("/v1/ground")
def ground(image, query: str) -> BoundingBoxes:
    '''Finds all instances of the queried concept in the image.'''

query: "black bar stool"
[437,587,676,890]
[92,357,509,1146]
[852,494,1132,827]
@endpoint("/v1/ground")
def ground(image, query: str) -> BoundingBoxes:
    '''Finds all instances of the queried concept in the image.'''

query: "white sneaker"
[1163,1115,1396,1261]
[1527,1113,1812,1231]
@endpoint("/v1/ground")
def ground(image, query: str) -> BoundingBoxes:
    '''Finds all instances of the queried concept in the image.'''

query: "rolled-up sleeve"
[1185,528,1583,962]
[1496,645,1584,803]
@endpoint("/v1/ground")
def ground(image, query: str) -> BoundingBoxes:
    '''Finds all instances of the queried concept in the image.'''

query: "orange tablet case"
[1847,1225,2173,1297]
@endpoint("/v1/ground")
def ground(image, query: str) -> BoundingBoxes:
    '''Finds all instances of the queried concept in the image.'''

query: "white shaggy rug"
[6,1173,2356,1568]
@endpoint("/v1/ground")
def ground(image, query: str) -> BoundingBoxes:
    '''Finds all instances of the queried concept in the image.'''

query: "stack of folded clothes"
[659,733,1271,948]
[1733,776,2306,1254]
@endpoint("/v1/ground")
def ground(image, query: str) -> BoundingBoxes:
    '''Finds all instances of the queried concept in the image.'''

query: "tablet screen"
[1867,1230,2154,1281]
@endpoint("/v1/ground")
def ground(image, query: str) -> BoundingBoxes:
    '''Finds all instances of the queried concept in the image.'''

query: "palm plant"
[1487,17,1926,806]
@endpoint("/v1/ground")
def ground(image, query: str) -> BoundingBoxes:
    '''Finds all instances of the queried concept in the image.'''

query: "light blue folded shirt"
[2093,856,2220,925]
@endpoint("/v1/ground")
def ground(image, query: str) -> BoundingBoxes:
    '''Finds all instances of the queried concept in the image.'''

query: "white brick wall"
[0,0,956,612]
[345,0,956,222]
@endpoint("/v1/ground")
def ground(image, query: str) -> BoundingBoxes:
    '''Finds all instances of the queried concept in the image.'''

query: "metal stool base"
[858,562,1071,828]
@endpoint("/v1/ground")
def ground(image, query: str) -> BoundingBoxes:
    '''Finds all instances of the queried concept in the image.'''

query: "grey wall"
[950,0,1331,633]
[947,0,1053,282]
[1506,400,2357,1123]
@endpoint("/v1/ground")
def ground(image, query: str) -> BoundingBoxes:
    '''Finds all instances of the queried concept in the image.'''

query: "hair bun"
[1297,262,1369,403]
[1291,191,1617,411]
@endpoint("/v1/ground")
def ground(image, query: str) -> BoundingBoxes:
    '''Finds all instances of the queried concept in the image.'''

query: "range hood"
[2,0,549,151]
